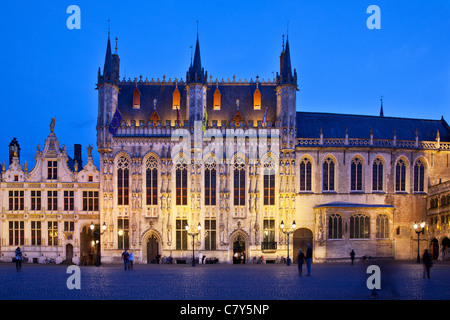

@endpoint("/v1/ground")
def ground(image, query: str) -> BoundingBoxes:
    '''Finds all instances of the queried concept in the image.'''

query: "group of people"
[121,249,135,271]
[233,251,246,264]
[296,243,313,276]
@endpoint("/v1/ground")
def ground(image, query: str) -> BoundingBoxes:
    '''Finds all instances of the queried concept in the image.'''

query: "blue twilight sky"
[0,0,449,168]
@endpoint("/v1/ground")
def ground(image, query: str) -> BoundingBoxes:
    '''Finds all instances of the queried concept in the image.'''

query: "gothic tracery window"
[204,157,217,206]
[322,157,335,192]
[328,213,343,239]
[299,157,312,192]
[372,157,384,192]
[146,156,158,205]
[350,213,370,239]
[351,157,363,191]
[117,156,129,206]
[414,159,425,193]
[395,159,407,192]
[376,214,389,239]
[233,155,246,206]
[263,157,276,206]
[175,160,188,206]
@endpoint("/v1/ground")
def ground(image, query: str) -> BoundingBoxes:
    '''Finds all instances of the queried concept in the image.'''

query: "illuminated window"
[117,218,129,250]
[48,221,58,246]
[176,162,188,206]
[213,86,221,110]
[176,219,188,250]
[263,158,275,206]
[133,86,141,109]
[253,87,261,110]
[204,158,216,206]
[205,219,216,250]
[173,86,181,110]
[9,221,24,246]
[233,157,246,206]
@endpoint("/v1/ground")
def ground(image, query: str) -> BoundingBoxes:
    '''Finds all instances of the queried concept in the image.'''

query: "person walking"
[14,247,23,272]
[422,249,432,279]
[350,250,355,265]
[128,251,134,270]
[305,243,313,276]
[121,249,129,271]
[297,249,306,275]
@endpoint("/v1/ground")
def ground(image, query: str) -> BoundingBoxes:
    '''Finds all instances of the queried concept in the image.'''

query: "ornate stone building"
[0,127,100,265]
[95,32,450,264]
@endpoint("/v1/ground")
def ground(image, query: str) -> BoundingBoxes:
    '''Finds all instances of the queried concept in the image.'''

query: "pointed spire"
[277,35,297,86]
[187,23,206,84]
[379,96,384,117]
[102,31,113,83]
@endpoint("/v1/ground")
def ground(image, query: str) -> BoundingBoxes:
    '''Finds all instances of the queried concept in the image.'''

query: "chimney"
[74,144,82,168]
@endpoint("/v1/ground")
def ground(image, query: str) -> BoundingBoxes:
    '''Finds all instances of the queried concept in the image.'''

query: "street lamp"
[280,220,296,266]
[413,221,426,263]
[186,222,201,267]
[90,222,107,267]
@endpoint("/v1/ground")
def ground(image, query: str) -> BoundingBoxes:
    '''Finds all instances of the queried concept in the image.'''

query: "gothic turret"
[186,33,207,125]
[277,36,297,86]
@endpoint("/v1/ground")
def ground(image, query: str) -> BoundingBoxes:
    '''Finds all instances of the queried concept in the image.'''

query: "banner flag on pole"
[108,109,122,135]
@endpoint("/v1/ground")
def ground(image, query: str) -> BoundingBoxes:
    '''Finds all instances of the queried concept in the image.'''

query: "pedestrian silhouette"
[422,249,432,279]
[121,249,129,271]
[350,250,355,265]
[306,243,313,276]
[14,247,23,272]
[297,249,306,275]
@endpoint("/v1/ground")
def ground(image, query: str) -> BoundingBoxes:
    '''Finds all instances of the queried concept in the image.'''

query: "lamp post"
[90,222,107,267]
[280,220,296,266]
[186,222,201,267]
[413,221,425,263]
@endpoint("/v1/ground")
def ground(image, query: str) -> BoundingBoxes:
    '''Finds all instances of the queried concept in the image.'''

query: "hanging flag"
[262,106,268,126]
[108,109,122,135]
[176,106,180,126]
[202,104,208,132]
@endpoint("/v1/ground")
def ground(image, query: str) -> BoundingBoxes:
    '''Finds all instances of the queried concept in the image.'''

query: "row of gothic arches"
[139,228,314,264]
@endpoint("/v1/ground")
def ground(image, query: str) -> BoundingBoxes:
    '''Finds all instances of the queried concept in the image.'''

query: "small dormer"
[133,86,141,109]
[173,82,181,110]
[213,83,221,110]
[253,78,261,110]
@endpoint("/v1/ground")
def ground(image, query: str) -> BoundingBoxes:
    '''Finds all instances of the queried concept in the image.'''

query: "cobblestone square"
[1,260,449,301]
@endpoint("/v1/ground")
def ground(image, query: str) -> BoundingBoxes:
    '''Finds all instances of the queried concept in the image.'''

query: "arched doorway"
[431,238,439,260]
[232,234,246,264]
[442,237,450,251]
[147,235,159,264]
[80,225,94,265]
[293,228,313,263]
[66,244,73,263]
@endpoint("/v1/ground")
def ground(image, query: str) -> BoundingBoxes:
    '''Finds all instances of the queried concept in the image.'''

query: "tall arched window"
[376,214,389,239]
[204,157,217,206]
[395,159,407,192]
[299,157,312,191]
[263,157,276,206]
[328,214,343,239]
[414,159,425,193]
[322,157,335,191]
[351,157,363,191]
[146,156,158,205]
[175,161,188,206]
[372,157,384,192]
[117,156,129,206]
[233,156,246,206]
[350,214,370,239]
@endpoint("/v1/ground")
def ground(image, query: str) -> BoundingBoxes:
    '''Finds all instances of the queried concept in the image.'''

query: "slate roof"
[117,82,277,124]
[296,112,450,142]
[314,202,394,208]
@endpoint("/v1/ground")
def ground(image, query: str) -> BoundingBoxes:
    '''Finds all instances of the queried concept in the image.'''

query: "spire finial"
[282,34,285,50]
[196,20,199,36]
[190,45,193,65]
[287,20,289,38]
[108,19,110,37]
[379,95,384,117]
[115,37,118,53]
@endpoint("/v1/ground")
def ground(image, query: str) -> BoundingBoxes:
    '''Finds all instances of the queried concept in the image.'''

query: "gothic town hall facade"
[1,33,450,265]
